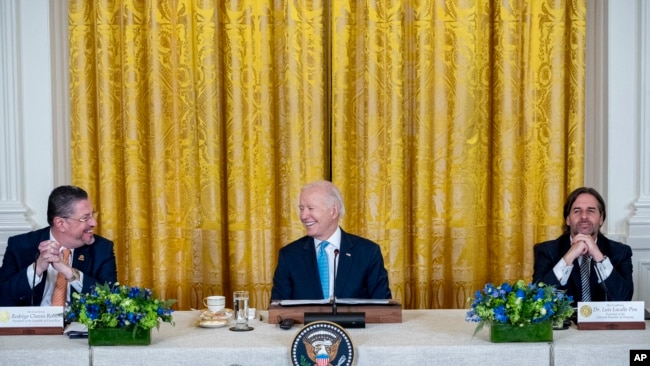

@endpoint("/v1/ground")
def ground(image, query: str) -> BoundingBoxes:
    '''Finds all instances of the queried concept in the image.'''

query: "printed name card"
[577,301,646,330]
[0,306,64,334]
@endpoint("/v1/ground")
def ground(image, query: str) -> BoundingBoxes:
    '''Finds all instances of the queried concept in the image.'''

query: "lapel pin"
[78,255,85,261]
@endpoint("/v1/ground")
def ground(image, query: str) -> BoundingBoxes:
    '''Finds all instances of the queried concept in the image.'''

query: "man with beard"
[533,187,634,305]
[0,185,117,306]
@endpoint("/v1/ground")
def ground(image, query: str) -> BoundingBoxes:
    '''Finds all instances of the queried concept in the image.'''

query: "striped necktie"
[580,254,591,302]
[317,241,330,299]
[51,248,71,306]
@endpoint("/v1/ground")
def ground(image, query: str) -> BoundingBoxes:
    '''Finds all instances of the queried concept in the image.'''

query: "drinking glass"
[233,291,249,330]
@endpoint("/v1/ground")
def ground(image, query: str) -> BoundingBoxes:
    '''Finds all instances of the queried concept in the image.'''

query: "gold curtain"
[69,0,585,310]
[330,1,585,308]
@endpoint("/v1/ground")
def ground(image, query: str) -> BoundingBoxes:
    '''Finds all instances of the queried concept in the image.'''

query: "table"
[91,310,551,366]
[0,331,88,366]
[2,310,647,366]
[553,323,650,366]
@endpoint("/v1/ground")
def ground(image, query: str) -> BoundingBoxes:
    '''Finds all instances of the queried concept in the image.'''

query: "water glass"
[233,291,249,330]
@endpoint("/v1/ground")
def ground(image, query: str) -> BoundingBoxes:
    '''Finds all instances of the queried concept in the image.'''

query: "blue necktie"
[317,241,330,299]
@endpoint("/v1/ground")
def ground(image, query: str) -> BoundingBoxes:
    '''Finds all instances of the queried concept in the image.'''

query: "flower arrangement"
[65,282,175,332]
[465,279,574,335]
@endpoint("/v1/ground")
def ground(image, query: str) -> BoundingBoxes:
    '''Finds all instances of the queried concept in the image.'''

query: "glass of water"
[233,291,249,330]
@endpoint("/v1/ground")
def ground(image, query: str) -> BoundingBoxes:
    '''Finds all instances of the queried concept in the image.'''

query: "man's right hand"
[35,240,60,276]
[563,238,588,266]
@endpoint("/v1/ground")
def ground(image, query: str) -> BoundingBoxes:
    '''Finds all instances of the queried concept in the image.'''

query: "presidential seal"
[579,304,593,318]
[290,320,354,366]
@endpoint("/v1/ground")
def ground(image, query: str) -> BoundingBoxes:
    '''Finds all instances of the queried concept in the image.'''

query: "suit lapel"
[301,237,322,291]
[72,245,90,273]
[334,230,354,295]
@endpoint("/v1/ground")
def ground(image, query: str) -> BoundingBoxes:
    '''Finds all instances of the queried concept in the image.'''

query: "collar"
[315,226,342,251]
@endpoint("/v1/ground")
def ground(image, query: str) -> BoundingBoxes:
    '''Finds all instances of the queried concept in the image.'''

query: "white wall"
[0,0,70,252]
[601,0,650,305]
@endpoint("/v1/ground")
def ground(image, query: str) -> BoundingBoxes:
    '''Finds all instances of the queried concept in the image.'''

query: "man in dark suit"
[271,181,391,300]
[0,185,117,306]
[533,187,633,305]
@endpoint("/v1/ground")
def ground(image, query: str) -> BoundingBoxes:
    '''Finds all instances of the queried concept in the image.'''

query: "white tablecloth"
[91,310,551,366]
[0,331,88,366]
[1,309,647,366]
[553,323,649,366]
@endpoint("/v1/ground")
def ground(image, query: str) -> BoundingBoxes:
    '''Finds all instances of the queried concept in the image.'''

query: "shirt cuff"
[69,270,83,293]
[554,259,573,286]
[26,263,43,288]
[594,256,613,282]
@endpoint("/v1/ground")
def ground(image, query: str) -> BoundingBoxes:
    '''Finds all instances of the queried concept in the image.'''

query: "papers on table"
[63,322,88,334]
[272,298,392,306]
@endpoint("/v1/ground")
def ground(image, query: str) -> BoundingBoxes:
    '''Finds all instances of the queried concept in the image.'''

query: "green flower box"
[490,321,553,343]
[88,327,151,346]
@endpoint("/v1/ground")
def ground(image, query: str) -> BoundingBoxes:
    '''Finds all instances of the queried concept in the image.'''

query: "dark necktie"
[580,254,591,302]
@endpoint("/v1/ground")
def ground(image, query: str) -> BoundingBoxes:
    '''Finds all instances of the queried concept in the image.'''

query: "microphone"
[31,252,39,306]
[304,247,365,328]
[332,249,339,315]
[592,258,609,301]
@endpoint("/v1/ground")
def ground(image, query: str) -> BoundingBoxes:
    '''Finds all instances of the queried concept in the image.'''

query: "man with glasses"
[0,185,117,306]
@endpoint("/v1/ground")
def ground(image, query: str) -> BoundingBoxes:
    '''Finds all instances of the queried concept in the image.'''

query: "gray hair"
[301,180,346,217]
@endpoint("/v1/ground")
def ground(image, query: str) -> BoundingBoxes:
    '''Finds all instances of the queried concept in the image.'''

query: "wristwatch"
[66,268,80,282]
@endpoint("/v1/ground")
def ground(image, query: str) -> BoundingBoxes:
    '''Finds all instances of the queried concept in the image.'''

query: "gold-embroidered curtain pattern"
[69,0,585,310]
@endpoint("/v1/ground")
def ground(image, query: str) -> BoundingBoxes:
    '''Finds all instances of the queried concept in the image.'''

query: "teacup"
[203,295,226,313]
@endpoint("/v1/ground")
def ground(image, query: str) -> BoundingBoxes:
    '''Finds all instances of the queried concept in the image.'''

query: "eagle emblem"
[303,336,341,366]
[290,321,354,366]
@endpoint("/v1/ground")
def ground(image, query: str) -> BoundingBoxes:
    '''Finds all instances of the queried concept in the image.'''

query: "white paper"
[63,321,88,334]
[273,298,392,306]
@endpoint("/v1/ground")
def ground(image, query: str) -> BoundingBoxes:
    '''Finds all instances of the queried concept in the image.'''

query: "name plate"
[0,306,64,335]
[577,301,646,330]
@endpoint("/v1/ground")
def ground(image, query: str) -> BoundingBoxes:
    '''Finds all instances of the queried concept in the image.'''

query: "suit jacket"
[0,227,118,306]
[271,229,391,300]
[532,233,633,304]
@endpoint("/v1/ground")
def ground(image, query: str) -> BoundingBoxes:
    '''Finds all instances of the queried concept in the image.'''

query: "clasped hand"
[35,240,69,276]
[566,234,604,264]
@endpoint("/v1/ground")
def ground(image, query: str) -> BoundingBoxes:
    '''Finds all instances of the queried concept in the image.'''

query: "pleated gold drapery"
[69,0,585,310]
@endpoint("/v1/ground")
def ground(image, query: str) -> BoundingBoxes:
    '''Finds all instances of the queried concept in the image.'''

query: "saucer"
[198,320,228,328]
[229,326,254,332]
[200,309,233,321]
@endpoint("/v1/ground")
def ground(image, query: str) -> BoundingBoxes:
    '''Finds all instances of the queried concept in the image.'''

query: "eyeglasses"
[63,211,99,223]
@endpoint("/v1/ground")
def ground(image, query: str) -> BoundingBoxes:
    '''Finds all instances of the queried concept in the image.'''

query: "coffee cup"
[203,295,226,313]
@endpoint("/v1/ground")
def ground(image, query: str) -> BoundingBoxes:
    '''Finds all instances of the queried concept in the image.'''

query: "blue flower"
[533,288,545,301]
[64,282,175,331]
[128,287,141,298]
[501,282,512,293]
[466,280,574,333]
[494,305,508,323]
